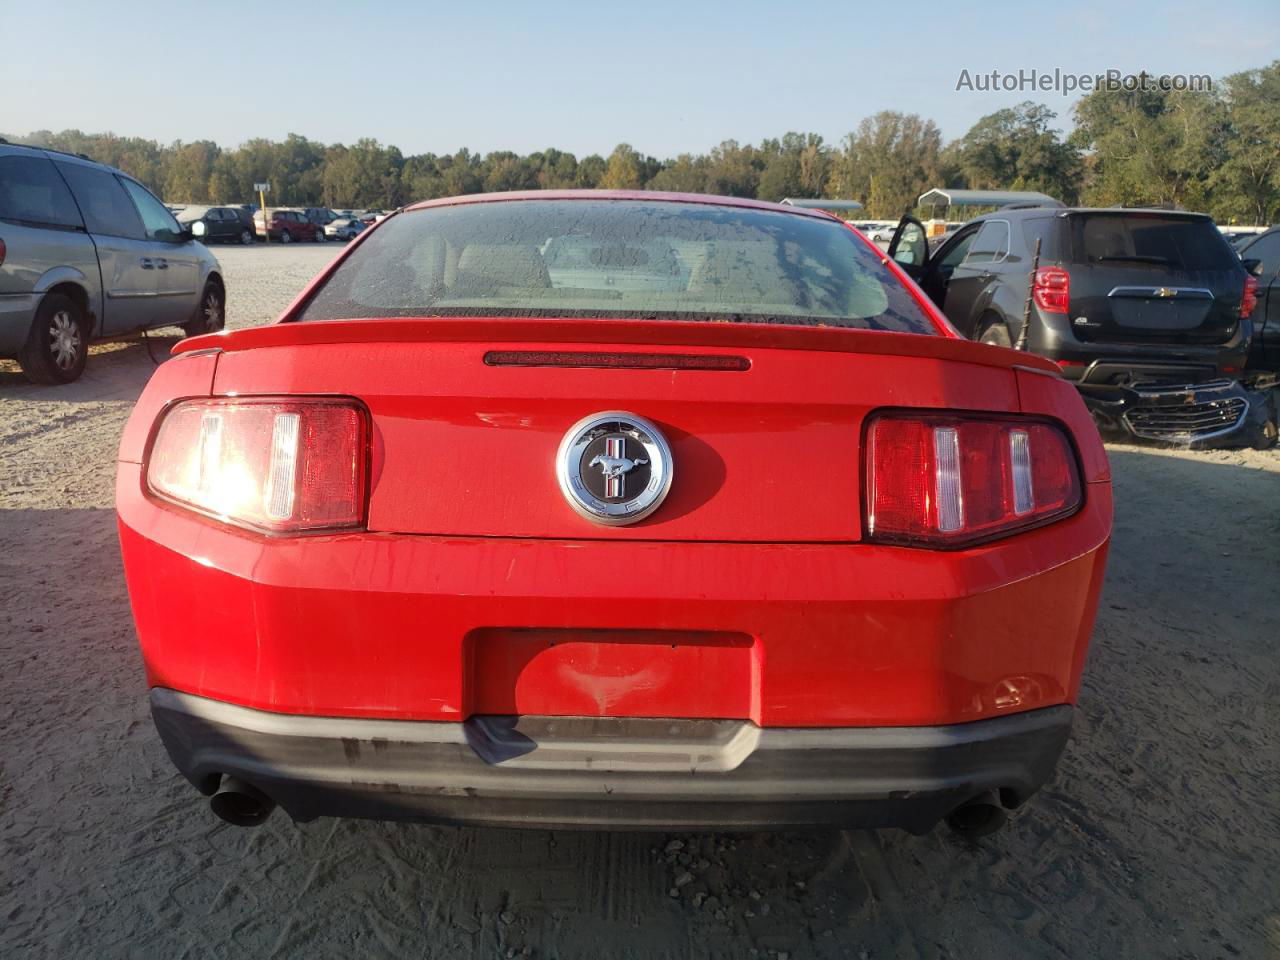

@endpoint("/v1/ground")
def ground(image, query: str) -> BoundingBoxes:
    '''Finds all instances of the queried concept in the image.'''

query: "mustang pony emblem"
[589,453,648,480]
[557,412,673,525]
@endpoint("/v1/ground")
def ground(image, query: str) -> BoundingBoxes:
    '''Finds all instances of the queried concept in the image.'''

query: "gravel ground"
[1,245,1277,959]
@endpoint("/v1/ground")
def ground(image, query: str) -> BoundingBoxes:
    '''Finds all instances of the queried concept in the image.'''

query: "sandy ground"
[1,245,1277,959]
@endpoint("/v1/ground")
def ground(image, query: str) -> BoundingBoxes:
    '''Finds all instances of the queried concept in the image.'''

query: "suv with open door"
[887,209,1270,446]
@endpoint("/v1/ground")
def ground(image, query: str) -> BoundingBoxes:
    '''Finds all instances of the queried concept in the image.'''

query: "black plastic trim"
[151,688,1073,833]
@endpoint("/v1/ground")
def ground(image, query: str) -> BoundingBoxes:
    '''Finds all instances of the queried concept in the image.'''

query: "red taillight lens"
[0,237,7,268]
[865,413,1082,548]
[147,398,367,533]
[1241,275,1258,320]
[1033,266,1070,314]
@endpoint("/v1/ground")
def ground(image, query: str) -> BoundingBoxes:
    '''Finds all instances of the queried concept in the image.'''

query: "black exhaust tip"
[209,776,276,827]
[945,790,1009,840]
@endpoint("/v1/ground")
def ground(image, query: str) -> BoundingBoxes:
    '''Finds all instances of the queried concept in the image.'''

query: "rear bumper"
[0,292,37,355]
[1027,308,1249,381]
[152,688,1073,832]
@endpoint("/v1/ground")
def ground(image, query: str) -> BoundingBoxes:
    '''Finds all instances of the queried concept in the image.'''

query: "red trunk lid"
[201,318,1040,543]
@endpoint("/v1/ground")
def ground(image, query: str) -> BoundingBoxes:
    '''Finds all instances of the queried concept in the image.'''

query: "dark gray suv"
[0,142,225,384]
[888,207,1269,446]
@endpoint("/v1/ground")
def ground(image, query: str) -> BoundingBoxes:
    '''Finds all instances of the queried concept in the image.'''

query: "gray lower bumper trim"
[151,688,1073,832]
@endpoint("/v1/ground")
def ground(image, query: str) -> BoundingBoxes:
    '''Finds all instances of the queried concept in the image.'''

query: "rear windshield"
[298,199,937,333]
[1069,214,1237,271]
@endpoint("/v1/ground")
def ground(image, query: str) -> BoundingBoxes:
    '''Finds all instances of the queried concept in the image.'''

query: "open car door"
[886,215,930,280]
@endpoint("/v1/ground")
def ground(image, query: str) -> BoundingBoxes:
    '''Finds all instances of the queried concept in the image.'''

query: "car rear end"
[1018,210,1258,443]
[1022,211,1253,378]
[252,209,274,239]
[116,194,1111,835]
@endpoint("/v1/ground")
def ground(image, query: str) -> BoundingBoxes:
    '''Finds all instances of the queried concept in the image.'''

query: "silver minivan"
[0,142,225,384]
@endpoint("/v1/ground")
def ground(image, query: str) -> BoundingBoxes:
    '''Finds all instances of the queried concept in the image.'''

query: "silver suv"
[0,142,225,384]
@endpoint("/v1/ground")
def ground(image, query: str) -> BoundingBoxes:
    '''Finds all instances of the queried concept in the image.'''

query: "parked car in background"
[253,208,320,243]
[324,216,366,241]
[888,207,1264,446]
[357,209,386,225]
[118,190,1111,839]
[302,207,339,230]
[0,142,225,383]
[1235,227,1280,373]
[852,222,898,247]
[177,205,255,245]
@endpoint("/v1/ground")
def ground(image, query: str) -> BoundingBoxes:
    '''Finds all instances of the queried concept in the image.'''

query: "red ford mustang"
[116,191,1111,838]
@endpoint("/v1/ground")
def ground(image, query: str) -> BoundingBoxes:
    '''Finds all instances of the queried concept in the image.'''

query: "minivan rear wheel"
[17,293,89,385]
[239,229,253,245]
[280,230,293,244]
[183,282,226,337]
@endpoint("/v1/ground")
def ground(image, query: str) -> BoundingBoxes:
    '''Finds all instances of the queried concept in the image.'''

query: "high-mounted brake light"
[865,413,1082,548]
[1033,266,1070,314]
[147,398,367,533]
[1241,275,1258,320]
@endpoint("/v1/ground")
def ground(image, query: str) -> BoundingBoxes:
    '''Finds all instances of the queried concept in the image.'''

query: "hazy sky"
[5,0,1276,156]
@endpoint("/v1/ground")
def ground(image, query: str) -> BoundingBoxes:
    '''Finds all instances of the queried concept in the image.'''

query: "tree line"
[7,61,1277,224]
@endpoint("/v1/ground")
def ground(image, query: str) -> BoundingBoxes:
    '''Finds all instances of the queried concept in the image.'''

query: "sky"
[4,0,1277,157]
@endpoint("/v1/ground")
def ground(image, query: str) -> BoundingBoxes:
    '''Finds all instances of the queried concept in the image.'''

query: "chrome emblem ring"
[557,412,674,525]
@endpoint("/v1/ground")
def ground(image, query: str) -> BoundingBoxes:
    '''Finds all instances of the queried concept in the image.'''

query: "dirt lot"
[1,245,1277,959]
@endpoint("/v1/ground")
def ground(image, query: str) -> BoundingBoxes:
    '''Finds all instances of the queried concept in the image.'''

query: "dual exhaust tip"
[209,776,276,827]
[944,789,1009,839]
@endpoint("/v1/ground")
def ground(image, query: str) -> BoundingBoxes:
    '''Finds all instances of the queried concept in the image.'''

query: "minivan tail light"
[865,413,1082,548]
[147,398,367,533]
[1033,266,1070,313]
[1241,275,1258,320]
[0,237,6,268]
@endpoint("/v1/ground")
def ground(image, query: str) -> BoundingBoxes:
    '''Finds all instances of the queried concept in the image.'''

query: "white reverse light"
[932,426,963,532]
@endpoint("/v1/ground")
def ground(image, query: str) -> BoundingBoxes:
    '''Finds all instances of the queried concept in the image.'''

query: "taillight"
[0,237,6,268]
[865,413,1082,548]
[146,398,367,533]
[1033,266,1070,314]
[1241,275,1258,320]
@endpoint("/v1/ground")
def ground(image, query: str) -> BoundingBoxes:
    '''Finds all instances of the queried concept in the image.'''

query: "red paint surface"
[117,462,1110,726]
[466,629,757,719]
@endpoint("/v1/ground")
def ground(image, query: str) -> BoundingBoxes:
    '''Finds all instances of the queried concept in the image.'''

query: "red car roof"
[404,189,835,219]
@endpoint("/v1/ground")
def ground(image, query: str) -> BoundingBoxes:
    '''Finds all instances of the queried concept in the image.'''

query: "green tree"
[703,140,761,197]
[575,154,606,188]
[756,133,831,201]
[441,149,483,196]
[945,102,1081,203]
[1212,61,1280,224]
[533,148,579,189]
[321,138,401,208]
[828,113,942,218]
[1072,76,1224,210]
[483,151,539,192]
[647,153,709,193]
[164,140,219,203]
[600,143,644,189]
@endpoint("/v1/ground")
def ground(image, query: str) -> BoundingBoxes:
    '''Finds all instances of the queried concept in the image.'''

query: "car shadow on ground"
[0,454,1275,958]
[0,333,183,402]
